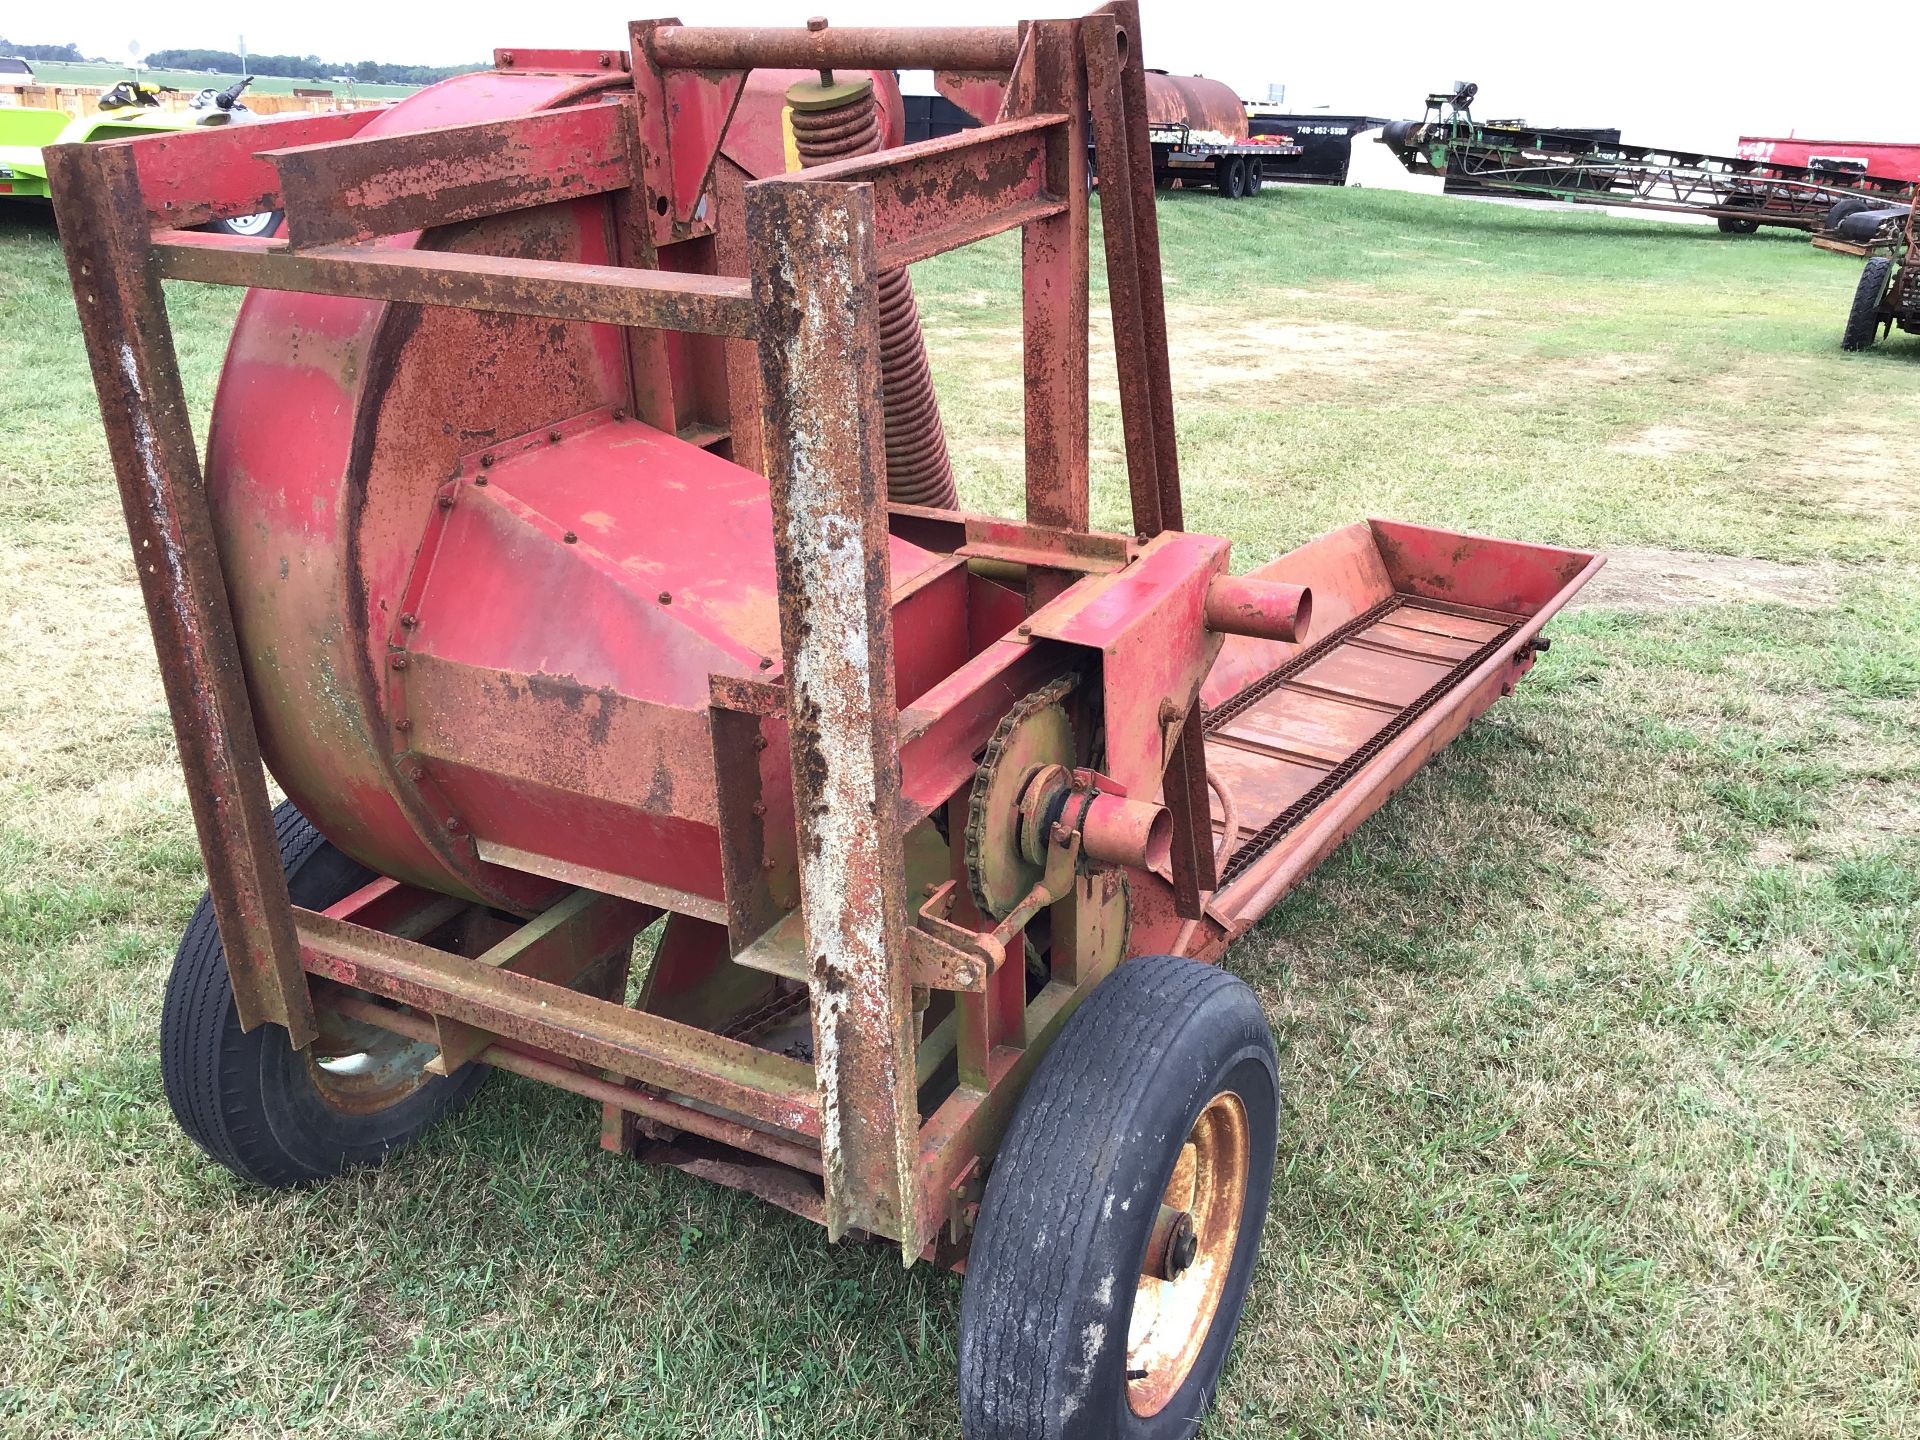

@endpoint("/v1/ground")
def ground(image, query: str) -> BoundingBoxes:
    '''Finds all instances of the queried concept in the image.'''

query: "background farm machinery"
[1139,69,1300,197]
[1382,83,1913,233]
[52,8,1597,1435]
[1830,199,1919,350]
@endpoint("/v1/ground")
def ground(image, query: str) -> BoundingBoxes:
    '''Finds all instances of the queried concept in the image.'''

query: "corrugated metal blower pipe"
[787,71,960,510]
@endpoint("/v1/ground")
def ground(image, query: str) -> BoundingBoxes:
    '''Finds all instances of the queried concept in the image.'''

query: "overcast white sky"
[36,2,1920,153]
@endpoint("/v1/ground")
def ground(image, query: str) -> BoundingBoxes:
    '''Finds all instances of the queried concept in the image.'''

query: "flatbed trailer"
[1150,121,1302,196]
[1382,84,1913,233]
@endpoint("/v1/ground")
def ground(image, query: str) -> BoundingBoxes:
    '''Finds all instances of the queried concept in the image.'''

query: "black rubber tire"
[160,800,485,1187]
[958,954,1279,1440]
[1216,156,1247,199]
[1842,256,1893,352]
[1245,157,1264,195]
[1825,195,1874,232]
[205,210,283,237]
[1716,214,1760,235]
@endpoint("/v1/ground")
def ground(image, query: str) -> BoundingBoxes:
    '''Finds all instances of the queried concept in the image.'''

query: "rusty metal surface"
[650,24,1020,73]
[429,887,652,1072]
[117,107,382,230]
[789,73,958,510]
[298,907,820,1136]
[46,140,317,1047]
[1014,21,1092,530]
[1141,71,1249,143]
[151,230,758,336]
[777,114,1065,271]
[269,99,635,249]
[321,987,822,1174]
[747,176,919,1244]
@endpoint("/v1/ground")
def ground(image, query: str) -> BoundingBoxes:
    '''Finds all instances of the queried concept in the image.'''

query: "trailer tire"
[1824,196,1873,232]
[160,801,485,1188]
[1842,257,1893,351]
[1245,157,1263,195]
[958,954,1278,1440]
[1216,156,1247,199]
[205,210,283,238]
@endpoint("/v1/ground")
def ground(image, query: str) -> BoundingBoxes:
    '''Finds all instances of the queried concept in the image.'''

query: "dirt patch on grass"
[1785,429,1918,522]
[1611,425,1705,458]
[1574,546,1839,612]
[1090,304,1463,407]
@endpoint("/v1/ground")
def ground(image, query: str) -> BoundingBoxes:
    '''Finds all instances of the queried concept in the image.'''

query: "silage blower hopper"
[51,7,1599,1435]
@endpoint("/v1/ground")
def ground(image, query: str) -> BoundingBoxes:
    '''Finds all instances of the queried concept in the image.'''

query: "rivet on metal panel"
[474,475,489,487]
[396,718,413,733]
[390,654,409,670]
[405,761,426,781]
[758,657,774,670]
[400,612,418,629]
[548,430,562,443]
[437,495,454,510]
[445,816,465,835]
[480,453,495,467]
[658,591,673,604]
[564,531,579,544]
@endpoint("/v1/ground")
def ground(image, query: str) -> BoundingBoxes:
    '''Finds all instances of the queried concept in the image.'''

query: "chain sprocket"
[963,674,1079,919]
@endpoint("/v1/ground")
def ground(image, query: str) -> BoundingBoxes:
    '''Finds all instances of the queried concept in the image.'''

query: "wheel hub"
[1125,1089,1252,1417]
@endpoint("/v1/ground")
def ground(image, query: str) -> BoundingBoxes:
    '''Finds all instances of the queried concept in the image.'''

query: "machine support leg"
[1017,19,1091,530]
[1083,9,1216,908]
[47,141,316,1046]
[747,177,919,1248]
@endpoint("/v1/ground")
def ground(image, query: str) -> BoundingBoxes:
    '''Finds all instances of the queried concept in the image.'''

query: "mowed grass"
[2,185,1917,1439]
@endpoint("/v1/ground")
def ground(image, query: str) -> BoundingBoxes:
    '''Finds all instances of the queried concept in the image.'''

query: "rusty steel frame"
[50,7,1198,1263]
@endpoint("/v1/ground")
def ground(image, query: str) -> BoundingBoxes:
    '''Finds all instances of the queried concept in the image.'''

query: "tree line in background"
[0,38,477,85]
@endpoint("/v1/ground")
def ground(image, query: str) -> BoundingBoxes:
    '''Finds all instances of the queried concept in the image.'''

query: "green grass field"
[18,59,423,99]
[1,187,1916,1438]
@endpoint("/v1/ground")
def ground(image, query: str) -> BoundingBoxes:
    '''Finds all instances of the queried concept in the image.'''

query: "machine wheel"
[160,800,485,1187]
[206,210,284,238]
[958,955,1279,1440]
[1825,195,1874,231]
[1215,156,1247,199]
[1245,157,1264,195]
[1842,257,1893,351]
[1716,209,1760,235]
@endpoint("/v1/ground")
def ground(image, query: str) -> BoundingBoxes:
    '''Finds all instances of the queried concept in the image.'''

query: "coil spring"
[791,88,959,510]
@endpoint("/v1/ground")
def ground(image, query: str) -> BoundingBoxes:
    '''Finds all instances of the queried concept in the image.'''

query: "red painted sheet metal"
[1739,136,1920,184]
[121,107,384,229]
[204,70,631,906]
[1196,521,1601,935]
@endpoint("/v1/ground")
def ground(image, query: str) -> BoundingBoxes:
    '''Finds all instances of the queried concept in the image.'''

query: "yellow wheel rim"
[1125,1089,1251,1416]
